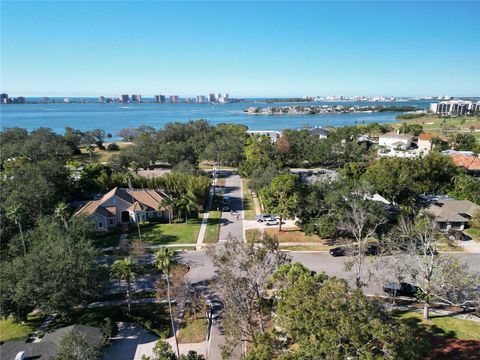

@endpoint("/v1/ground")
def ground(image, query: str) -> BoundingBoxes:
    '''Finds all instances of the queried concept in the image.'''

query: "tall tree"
[261,173,301,231]
[110,257,136,313]
[54,201,70,230]
[207,234,290,355]
[337,197,387,288]
[155,247,180,357]
[5,205,26,256]
[53,331,102,360]
[391,216,480,320]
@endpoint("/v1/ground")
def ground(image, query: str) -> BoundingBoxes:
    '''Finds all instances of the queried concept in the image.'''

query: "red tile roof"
[451,154,480,171]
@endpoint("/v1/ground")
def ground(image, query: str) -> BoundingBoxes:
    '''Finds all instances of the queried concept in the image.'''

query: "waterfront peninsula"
[243,104,420,115]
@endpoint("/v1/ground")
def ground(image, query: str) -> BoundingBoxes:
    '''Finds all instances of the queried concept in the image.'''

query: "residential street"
[218,173,244,242]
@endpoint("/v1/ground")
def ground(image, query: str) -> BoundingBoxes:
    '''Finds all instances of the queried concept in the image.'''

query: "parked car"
[221,205,230,211]
[382,282,418,297]
[256,214,277,222]
[265,219,279,226]
[329,246,346,257]
[365,244,380,256]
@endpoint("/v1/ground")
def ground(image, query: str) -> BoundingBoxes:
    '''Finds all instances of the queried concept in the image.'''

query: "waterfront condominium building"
[121,94,130,103]
[99,96,106,103]
[208,93,216,102]
[430,100,480,116]
[154,95,160,103]
[196,95,207,103]
[159,95,166,103]
[1,93,8,104]
[131,94,142,103]
[170,95,179,103]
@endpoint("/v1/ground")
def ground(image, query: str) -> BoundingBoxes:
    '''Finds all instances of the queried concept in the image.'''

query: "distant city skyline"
[1,1,479,97]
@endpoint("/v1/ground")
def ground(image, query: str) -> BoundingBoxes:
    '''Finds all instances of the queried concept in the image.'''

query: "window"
[98,222,103,228]
[147,212,153,218]
[109,219,115,225]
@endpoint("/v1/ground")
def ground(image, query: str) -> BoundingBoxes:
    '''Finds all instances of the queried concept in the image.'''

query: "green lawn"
[72,142,133,164]
[177,318,208,343]
[242,179,256,220]
[464,228,480,242]
[134,220,202,245]
[395,311,480,341]
[204,210,221,244]
[0,314,45,342]
[92,231,121,248]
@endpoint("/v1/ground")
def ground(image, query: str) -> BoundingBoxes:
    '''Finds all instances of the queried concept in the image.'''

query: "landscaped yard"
[395,310,480,341]
[242,179,256,220]
[204,210,221,244]
[0,314,45,342]
[177,318,208,343]
[93,231,121,248]
[264,228,327,244]
[131,220,202,245]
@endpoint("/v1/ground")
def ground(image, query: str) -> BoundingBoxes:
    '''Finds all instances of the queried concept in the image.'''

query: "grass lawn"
[264,228,326,244]
[73,142,133,164]
[395,311,480,341]
[242,179,256,220]
[464,228,480,243]
[204,210,221,244]
[245,229,261,242]
[177,318,208,343]
[133,220,202,245]
[0,314,45,342]
[47,303,171,338]
[392,115,480,140]
[92,231,121,248]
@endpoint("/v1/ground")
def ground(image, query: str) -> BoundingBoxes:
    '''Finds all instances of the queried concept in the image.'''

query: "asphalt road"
[217,174,243,242]
[179,250,480,296]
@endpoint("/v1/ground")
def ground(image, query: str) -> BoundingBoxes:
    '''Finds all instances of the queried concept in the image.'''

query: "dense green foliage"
[53,331,103,360]
[0,216,106,320]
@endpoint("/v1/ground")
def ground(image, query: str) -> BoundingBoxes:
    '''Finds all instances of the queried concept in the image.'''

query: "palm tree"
[110,257,136,313]
[155,247,179,357]
[6,206,26,257]
[54,201,70,230]
[160,197,175,224]
[178,193,197,224]
[121,171,133,189]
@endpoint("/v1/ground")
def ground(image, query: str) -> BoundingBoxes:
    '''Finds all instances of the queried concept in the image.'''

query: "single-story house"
[425,199,480,231]
[308,127,330,139]
[378,132,413,150]
[74,187,169,231]
[246,130,282,143]
[0,325,103,359]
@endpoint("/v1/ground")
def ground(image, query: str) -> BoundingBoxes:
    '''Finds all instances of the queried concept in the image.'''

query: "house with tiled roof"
[450,154,480,176]
[417,133,449,152]
[74,187,169,230]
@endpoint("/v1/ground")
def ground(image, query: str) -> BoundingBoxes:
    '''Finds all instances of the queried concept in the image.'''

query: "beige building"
[426,199,480,231]
[74,187,169,231]
[378,132,413,150]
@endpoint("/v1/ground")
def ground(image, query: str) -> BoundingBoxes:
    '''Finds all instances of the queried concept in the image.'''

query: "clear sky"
[1,1,479,97]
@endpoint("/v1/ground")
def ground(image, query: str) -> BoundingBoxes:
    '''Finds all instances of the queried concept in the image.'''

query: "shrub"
[107,143,120,151]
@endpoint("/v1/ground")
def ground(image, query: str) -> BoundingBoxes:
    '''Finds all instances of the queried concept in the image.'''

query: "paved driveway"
[103,322,159,360]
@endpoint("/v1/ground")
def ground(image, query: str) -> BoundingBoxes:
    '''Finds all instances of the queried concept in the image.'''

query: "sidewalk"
[196,184,215,250]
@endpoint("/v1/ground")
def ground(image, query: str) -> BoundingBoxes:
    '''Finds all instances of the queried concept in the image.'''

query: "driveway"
[103,322,159,360]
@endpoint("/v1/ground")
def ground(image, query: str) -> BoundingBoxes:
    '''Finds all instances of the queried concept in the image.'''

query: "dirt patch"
[429,337,480,360]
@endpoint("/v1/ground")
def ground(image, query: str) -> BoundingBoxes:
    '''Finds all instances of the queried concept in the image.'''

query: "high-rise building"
[16,97,26,104]
[196,95,207,103]
[160,95,166,103]
[131,94,142,103]
[42,96,50,103]
[154,95,160,103]
[430,100,480,116]
[208,93,216,102]
[121,94,129,103]
[99,96,106,103]
[170,95,179,103]
[0,93,8,104]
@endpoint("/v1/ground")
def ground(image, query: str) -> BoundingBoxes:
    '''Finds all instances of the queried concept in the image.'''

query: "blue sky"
[1,1,479,97]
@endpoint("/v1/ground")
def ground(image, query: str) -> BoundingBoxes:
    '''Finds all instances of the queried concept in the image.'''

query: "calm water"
[0,99,430,140]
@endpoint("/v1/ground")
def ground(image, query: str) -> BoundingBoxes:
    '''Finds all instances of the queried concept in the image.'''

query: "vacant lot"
[73,142,133,164]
